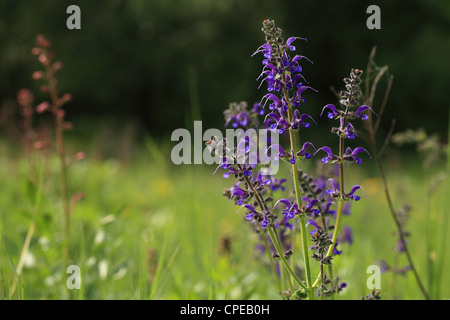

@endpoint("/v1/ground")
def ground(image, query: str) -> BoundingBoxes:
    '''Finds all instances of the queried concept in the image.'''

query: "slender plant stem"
[282,80,314,299]
[312,108,348,289]
[369,135,430,300]
[46,65,70,266]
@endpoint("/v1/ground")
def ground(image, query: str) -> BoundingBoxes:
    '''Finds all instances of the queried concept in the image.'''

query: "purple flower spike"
[355,105,378,120]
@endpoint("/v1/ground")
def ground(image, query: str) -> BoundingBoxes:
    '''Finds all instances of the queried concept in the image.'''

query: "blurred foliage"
[0,0,449,141]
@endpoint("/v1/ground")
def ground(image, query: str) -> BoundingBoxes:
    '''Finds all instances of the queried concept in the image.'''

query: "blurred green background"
[0,0,449,142]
